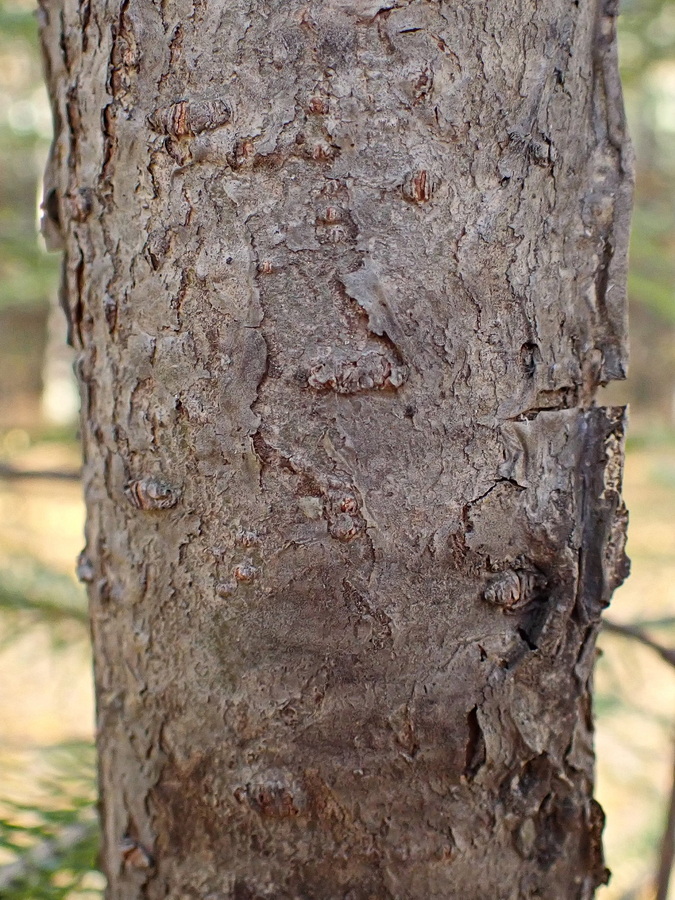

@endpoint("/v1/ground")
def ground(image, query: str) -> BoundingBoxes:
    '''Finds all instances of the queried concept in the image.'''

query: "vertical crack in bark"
[464,706,487,779]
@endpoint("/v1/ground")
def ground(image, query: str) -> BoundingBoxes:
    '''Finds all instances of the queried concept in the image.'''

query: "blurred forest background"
[0,0,674,897]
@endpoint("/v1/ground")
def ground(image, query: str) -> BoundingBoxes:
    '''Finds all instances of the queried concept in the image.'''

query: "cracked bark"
[40,1,632,897]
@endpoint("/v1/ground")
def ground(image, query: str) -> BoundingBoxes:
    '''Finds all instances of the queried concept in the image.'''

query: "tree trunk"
[39,1,632,897]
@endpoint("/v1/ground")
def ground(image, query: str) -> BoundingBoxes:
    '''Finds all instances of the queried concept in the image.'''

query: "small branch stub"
[307,349,407,395]
[402,170,434,204]
[325,491,365,543]
[312,143,335,162]
[237,774,304,819]
[76,550,95,583]
[119,837,153,871]
[148,99,231,138]
[125,477,180,511]
[483,569,542,612]
[236,529,259,548]
[233,562,258,583]
[307,96,329,115]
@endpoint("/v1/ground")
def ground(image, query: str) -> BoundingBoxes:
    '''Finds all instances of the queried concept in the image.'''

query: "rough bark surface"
[40,1,632,898]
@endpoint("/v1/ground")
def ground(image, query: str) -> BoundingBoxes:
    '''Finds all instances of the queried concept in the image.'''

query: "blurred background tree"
[0,0,673,897]
[0,0,77,429]
[613,0,675,428]
[1,3,99,896]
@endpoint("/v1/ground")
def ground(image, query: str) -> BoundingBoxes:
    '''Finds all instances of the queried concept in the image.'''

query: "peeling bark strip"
[40,0,632,897]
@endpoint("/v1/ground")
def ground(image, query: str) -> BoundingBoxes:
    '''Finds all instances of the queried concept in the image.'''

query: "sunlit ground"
[0,428,674,898]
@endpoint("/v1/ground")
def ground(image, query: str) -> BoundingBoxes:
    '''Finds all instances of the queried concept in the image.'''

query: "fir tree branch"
[602,619,675,668]
[0,463,80,482]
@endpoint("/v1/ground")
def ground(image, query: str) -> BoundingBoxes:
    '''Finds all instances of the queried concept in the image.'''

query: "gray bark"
[39,1,632,898]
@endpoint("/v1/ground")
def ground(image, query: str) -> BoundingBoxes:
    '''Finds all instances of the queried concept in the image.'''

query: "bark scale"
[40,1,632,898]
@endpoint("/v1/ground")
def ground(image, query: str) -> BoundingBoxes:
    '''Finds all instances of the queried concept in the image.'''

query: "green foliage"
[0,743,102,899]
[619,0,675,83]
[0,3,40,41]
[0,561,99,895]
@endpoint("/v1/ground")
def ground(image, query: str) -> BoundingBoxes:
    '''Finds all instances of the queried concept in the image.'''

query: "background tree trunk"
[40,1,632,897]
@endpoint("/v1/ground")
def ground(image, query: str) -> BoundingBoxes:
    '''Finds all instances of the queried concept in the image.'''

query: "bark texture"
[40,1,632,897]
